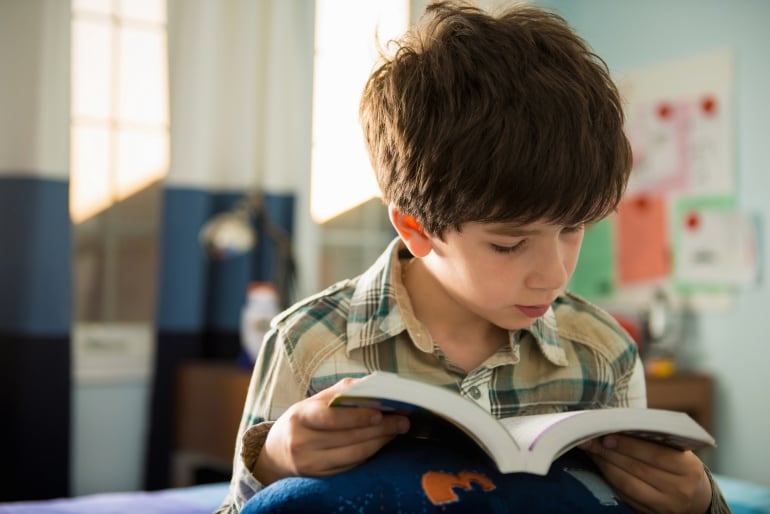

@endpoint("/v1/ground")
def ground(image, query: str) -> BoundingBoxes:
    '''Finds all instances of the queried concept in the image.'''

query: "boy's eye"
[491,241,525,254]
[562,224,585,234]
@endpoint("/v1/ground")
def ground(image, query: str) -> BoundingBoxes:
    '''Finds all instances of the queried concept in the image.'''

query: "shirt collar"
[520,307,569,366]
[346,238,411,352]
[345,237,569,367]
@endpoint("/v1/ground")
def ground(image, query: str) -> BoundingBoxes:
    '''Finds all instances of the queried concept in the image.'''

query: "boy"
[217,2,728,512]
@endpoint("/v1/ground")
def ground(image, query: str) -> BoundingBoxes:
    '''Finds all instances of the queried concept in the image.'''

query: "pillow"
[242,436,634,514]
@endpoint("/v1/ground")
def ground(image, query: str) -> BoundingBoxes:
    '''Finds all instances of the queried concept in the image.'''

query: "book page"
[499,412,583,452]
[499,408,715,456]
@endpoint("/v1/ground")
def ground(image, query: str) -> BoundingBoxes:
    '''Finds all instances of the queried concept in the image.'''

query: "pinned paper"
[569,218,615,300]
[616,195,670,284]
[625,101,690,195]
[689,93,733,194]
[674,198,759,289]
[619,50,734,197]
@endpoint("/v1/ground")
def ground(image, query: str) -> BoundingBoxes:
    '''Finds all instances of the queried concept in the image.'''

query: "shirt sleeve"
[214,326,309,513]
[705,466,734,514]
[606,348,645,409]
[626,357,647,408]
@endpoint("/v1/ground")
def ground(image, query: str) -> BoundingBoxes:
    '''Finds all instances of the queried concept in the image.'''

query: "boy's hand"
[253,377,410,485]
[580,435,712,514]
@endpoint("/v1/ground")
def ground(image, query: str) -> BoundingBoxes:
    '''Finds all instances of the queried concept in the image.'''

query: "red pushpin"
[685,211,701,230]
[657,102,673,120]
[701,95,717,116]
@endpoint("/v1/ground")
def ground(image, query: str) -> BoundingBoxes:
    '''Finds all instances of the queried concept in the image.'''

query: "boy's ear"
[388,206,432,258]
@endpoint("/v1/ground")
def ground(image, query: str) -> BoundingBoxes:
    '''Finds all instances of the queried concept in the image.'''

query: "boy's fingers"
[298,377,412,431]
[588,449,711,514]
[581,435,685,474]
[316,415,410,450]
[592,463,666,514]
[297,434,398,477]
[305,397,410,434]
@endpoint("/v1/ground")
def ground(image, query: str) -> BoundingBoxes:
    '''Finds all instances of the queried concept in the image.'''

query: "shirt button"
[468,386,481,400]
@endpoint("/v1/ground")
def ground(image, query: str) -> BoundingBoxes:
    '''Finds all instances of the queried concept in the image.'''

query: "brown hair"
[359,1,632,237]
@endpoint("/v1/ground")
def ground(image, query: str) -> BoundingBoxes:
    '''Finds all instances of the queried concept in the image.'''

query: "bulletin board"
[569,50,760,310]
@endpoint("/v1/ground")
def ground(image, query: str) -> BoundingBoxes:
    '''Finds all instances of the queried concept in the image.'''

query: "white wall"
[0,0,69,178]
[542,0,770,487]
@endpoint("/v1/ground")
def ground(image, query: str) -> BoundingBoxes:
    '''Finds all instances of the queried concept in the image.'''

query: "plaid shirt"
[217,237,645,513]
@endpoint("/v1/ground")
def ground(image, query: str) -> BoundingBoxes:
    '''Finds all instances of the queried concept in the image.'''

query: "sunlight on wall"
[70,0,169,224]
[310,0,409,224]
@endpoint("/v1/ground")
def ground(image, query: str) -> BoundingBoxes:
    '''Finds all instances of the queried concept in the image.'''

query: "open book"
[330,371,716,476]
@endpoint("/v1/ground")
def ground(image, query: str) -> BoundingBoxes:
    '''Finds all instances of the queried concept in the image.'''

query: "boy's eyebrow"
[484,221,586,237]
[485,225,543,237]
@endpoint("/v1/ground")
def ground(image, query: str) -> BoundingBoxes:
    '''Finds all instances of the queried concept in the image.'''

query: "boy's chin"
[494,316,538,332]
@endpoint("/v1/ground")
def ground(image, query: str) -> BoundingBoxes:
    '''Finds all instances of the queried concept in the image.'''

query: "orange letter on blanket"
[421,470,496,505]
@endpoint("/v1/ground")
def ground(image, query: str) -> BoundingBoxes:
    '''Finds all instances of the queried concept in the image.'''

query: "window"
[71,0,168,223]
[311,0,408,287]
[70,0,168,321]
[311,0,408,224]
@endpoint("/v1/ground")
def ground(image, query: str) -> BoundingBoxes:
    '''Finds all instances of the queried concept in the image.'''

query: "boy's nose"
[526,246,569,291]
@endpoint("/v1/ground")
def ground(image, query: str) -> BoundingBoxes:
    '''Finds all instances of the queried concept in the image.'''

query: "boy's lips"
[515,304,550,318]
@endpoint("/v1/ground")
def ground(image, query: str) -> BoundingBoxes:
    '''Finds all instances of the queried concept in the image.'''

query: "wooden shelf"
[172,362,251,486]
[646,372,714,434]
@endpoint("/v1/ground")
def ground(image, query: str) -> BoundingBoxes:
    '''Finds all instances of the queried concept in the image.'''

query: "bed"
[0,482,228,514]
[715,475,770,514]
[1,475,768,514]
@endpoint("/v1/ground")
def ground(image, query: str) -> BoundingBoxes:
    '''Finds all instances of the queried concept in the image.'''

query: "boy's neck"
[402,258,508,372]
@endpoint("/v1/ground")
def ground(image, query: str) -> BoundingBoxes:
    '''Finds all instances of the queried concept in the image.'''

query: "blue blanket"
[243,437,634,513]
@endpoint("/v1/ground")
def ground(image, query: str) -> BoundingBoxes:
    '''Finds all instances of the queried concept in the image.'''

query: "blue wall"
[145,187,295,490]
[0,177,72,334]
[156,188,295,332]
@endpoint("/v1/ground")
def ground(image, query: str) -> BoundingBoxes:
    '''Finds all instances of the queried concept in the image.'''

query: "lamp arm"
[248,193,296,309]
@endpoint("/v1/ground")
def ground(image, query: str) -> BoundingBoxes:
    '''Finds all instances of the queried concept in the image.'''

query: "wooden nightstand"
[173,361,252,486]
[645,372,714,435]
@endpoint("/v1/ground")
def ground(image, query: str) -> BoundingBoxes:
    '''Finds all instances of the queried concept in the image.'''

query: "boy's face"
[421,219,584,331]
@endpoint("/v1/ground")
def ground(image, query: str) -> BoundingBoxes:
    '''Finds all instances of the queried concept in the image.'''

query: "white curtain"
[166,0,315,194]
